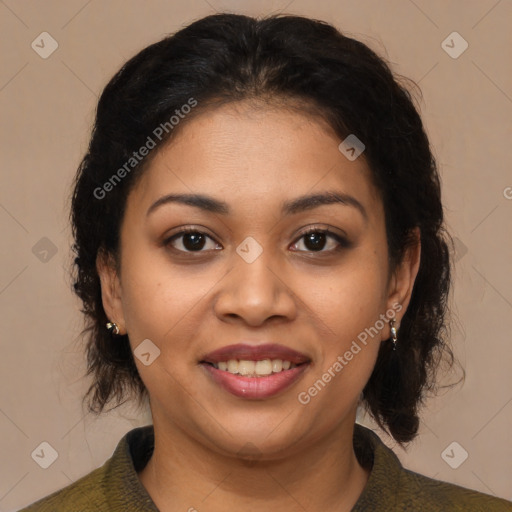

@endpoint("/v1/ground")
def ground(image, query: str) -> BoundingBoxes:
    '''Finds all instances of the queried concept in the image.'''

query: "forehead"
[127,101,382,219]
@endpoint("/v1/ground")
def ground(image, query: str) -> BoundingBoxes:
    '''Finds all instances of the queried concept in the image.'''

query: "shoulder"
[18,425,157,512]
[353,424,512,512]
[17,465,109,511]
[396,467,512,511]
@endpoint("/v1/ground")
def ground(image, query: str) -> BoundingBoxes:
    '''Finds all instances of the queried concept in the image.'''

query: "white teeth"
[238,360,255,375]
[272,359,283,372]
[227,359,238,373]
[255,359,273,375]
[212,358,298,376]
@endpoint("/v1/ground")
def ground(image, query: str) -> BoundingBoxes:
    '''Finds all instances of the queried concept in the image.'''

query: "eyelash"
[164,226,350,254]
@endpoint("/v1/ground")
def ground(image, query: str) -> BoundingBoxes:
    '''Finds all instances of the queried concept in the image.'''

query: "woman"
[20,13,511,512]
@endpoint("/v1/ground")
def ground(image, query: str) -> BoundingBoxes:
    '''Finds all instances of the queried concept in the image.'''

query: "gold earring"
[390,319,398,351]
[106,322,120,336]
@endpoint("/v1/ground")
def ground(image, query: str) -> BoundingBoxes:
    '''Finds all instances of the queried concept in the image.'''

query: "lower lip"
[200,363,310,399]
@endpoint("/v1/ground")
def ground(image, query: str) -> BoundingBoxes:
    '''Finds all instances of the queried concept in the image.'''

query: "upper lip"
[201,343,311,364]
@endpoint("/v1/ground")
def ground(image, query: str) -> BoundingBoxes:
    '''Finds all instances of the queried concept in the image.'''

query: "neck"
[138,414,370,512]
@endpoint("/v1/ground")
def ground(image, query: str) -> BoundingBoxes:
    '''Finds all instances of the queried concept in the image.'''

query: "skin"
[97,100,420,512]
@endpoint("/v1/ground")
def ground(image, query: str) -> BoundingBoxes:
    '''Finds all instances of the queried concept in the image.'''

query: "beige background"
[1,0,511,510]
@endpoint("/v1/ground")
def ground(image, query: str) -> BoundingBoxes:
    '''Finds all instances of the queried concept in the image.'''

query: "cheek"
[118,246,223,400]
[118,253,203,406]
[308,250,389,342]
[119,241,201,338]
[297,281,384,422]
[297,247,388,399]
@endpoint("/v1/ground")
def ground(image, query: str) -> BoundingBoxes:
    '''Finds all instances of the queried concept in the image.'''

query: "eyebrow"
[146,191,367,221]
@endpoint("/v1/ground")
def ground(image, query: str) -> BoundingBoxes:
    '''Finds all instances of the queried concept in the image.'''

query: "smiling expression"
[97,99,418,457]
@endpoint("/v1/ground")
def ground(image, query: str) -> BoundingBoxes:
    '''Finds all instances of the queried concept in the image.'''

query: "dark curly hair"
[70,13,457,444]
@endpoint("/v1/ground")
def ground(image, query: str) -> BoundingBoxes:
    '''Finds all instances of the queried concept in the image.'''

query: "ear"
[384,227,421,336]
[96,249,126,335]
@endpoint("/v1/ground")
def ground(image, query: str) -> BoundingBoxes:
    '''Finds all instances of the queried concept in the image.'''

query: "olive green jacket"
[19,423,511,511]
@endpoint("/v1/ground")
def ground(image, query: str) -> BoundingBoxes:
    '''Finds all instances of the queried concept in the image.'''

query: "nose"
[213,248,297,327]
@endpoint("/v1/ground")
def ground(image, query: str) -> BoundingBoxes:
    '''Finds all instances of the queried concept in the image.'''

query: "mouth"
[199,343,311,399]
[200,358,306,377]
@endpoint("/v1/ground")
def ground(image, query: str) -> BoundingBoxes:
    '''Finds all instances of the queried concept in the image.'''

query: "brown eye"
[166,229,220,252]
[291,228,349,253]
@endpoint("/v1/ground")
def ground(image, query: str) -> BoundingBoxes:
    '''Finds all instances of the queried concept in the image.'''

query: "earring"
[389,319,398,351]
[106,322,120,336]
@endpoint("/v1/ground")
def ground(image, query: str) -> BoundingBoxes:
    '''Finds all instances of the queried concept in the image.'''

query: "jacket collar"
[105,422,402,510]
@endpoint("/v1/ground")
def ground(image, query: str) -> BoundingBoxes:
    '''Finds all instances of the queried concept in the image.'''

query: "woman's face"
[98,100,418,458]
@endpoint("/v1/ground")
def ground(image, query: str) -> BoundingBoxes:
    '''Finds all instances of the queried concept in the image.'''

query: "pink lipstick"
[200,343,311,399]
